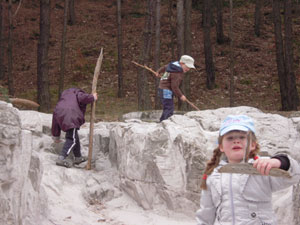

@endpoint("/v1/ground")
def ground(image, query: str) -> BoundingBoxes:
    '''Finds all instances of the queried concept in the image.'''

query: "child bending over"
[51,88,98,168]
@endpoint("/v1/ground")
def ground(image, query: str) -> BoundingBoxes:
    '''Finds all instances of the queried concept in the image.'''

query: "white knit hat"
[179,55,195,69]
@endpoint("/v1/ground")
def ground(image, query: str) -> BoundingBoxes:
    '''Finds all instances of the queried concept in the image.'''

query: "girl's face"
[219,131,256,163]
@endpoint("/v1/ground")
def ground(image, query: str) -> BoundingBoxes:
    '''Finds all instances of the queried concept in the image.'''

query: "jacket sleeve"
[268,154,300,192]
[157,65,167,74]
[76,90,95,105]
[170,72,184,98]
[195,187,216,225]
[51,113,61,137]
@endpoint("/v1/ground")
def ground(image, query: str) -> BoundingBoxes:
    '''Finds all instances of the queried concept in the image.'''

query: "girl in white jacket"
[196,115,300,225]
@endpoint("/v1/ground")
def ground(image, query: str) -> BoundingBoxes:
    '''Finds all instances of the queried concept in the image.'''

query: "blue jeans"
[159,89,174,122]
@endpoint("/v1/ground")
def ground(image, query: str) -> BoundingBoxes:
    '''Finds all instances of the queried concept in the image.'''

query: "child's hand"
[253,158,281,175]
[93,93,98,101]
[52,136,61,143]
[180,95,187,101]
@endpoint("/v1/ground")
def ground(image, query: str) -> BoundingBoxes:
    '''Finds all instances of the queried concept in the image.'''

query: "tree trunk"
[0,0,3,80]
[272,0,299,111]
[203,0,215,90]
[37,0,51,112]
[176,0,186,110]
[176,0,184,58]
[254,0,263,37]
[184,0,191,54]
[58,0,69,99]
[216,0,225,44]
[68,0,75,25]
[8,0,14,96]
[273,0,287,110]
[283,0,299,109]
[229,0,234,106]
[168,0,176,59]
[182,0,192,111]
[117,0,123,98]
[138,0,154,110]
[154,0,161,109]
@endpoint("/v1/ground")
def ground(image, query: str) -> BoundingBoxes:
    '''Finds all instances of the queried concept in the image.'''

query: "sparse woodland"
[0,0,300,119]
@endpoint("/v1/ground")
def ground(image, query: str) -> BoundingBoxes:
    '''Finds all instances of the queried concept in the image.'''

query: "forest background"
[1,0,300,121]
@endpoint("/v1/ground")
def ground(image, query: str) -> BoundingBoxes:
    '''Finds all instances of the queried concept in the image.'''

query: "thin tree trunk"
[37,0,51,112]
[8,0,14,96]
[216,0,225,44]
[58,0,69,99]
[168,0,176,59]
[203,0,215,90]
[273,0,288,110]
[254,0,263,37]
[283,0,299,109]
[138,0,154,110]
[0,0,3,80]
[68,0,75,25]
[183,0,192,111]
[117,0,123,98]
[154,0,161,109]
[177,0,185,110]
[229,0,234,106]
[176,0,184,58]
[184,0,191,54]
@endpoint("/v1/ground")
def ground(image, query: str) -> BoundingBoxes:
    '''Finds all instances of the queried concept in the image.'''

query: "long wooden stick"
[131,61,160,77]
[186,99,201,111]
[86,48,103,170]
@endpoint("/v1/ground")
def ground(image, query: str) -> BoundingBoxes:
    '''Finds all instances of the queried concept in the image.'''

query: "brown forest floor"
[1,0,300,121]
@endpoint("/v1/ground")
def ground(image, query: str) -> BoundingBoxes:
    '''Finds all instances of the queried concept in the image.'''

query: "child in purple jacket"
[51,88,98,168]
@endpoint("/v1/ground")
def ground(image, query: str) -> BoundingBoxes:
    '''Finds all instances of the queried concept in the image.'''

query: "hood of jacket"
[166,61,183,73]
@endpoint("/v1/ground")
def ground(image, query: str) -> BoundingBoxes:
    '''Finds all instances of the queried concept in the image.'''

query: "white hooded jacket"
[196,155,300,225]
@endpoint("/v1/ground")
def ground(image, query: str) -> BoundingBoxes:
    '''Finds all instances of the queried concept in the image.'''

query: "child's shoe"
[74,156,88,165]
[56,156,73,168]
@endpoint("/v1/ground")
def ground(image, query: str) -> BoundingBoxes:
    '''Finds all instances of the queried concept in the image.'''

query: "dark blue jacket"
[51,88,94,137]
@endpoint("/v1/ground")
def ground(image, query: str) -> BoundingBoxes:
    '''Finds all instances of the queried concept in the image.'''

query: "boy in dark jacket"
[51,88,98,168]
[157,55,195,122]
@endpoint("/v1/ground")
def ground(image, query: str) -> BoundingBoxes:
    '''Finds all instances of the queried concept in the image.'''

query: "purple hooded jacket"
[51,88,95,137]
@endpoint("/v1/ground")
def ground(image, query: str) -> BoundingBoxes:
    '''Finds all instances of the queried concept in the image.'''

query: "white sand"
[41,152,196,225]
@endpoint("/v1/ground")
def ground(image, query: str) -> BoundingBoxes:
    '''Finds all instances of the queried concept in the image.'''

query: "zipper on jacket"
[229,174,235,225]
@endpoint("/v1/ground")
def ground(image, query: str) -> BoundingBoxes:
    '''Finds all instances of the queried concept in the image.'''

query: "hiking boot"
[56,157,73,168]
[74,156,88,165]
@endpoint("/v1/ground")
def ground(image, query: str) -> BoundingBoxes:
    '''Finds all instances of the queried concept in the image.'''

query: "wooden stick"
[9,98,39,108]
[131,61,160,77]
[86,48,103,170]
[186,98,201,111]
[218,163,291,178]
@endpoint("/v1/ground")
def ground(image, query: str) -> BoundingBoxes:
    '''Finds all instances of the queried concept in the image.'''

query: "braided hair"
[200,131,260,190]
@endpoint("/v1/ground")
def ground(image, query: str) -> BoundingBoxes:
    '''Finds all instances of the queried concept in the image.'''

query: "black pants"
[61,128,81,158]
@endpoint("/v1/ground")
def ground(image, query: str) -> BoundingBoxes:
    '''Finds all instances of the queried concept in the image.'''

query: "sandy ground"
[40,152,196,225]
